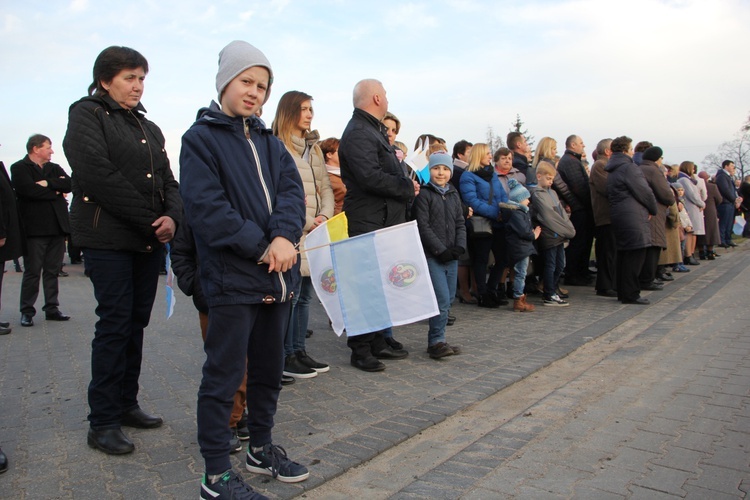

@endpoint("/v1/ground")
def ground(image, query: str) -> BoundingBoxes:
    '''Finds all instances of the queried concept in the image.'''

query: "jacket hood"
[194,100,270,134]
[605,152,632,172]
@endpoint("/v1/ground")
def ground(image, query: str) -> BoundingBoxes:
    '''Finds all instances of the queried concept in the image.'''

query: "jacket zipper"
[130,109,158,209]
[246,129,287,302]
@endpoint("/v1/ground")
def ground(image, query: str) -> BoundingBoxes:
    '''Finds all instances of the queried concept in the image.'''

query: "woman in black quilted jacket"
[62,46,182,456]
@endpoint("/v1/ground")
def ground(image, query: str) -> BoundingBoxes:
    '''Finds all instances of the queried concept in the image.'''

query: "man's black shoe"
[641,283,663,291]
[0,321,9,328]
[729,241,738,247]
[657,273,674,281]
[20,314,33,327]
[446,314,456,326]
[373,346,409,360]
[45,311,70,321]
[0,446,7,473]
[384,336,403,350]
[622,297,650,305]
[596,289,618,297]
[58,270,69,277]
[87,428,135,455]
[121,407,163,428]
[281,375,295,385]
[351,356,385,372]
[0,326,10,335]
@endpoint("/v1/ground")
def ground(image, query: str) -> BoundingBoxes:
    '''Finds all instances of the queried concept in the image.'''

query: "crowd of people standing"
[0,38,748,499]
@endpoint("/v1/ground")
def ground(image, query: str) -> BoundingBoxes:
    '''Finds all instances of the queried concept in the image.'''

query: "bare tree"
[486,126,505,153]
[702,131,750,180]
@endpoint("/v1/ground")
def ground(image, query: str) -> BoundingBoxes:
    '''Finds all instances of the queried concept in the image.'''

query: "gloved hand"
[450,246,465,259]
[438,249,455,263]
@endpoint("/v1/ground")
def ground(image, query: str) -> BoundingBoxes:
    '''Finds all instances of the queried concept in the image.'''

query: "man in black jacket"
[507,132,532,183]
[715,160,740,247]
[10,134,71,326]
[339,79,418,372]
[557,134,595,286]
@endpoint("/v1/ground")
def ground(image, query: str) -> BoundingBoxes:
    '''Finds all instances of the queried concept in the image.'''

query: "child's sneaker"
[200,470,268,500]
[543,294,569,307]
[246,443,309,483]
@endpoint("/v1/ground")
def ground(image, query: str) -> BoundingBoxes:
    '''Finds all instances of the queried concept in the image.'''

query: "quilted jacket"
[63,94,182,252]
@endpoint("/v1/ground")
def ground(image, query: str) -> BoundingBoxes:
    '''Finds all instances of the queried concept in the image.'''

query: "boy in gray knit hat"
[180,40,307,500]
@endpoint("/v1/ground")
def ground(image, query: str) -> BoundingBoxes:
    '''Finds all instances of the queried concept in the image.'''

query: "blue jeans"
[512,257,529,299]
[541,244,565,298]
[718,202,735,245]
[426,257,457,347]
[284,277,313,356]
[83,248,161,429]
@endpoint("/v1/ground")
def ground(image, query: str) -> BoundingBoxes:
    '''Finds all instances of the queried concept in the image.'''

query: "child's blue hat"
[428,152,454,177]
[508,178,530,203]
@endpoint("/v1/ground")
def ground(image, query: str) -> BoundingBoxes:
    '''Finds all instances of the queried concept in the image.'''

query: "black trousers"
[348,330,389,362]
[616,248,647,302]
[639,246,661,286]
[565,210,595,281]
[198,301,290,475]
[20,235,65,315]
[594,224,617,293]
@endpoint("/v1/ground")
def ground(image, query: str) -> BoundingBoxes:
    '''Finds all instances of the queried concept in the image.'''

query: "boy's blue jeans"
[512,256,530,299]
[541,244,565,298]
[426,257,457,347]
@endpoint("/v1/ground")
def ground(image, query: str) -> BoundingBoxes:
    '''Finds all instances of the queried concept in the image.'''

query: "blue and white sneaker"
[246,443,309,483]
[200,470,267,500]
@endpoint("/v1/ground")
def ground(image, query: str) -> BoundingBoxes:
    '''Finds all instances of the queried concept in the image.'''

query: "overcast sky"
[1,0,749,174]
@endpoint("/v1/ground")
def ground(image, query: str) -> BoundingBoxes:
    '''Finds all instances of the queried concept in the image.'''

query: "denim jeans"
[541,244,565,297]
[83,248,161,429]
[426,257,457,347]
[284,277,313,356]
[512,257,529,299]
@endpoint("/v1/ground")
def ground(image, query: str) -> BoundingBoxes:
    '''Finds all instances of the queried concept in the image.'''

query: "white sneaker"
[543,294,569,307]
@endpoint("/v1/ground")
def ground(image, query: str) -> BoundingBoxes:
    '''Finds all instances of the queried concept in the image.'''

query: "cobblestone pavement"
[0,242,748,499]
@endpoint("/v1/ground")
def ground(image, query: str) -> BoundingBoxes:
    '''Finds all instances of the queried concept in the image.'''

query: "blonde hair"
[536,162,556,178]
[533,137,557,168]
[467,143,490,172]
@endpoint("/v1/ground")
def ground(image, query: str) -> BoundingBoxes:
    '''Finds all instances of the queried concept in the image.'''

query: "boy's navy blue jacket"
[412,183,466,259]
[179,101,305,306]
[500,203,537,265]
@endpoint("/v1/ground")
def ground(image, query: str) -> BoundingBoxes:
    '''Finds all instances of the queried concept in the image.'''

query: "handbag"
[469,176,494,238]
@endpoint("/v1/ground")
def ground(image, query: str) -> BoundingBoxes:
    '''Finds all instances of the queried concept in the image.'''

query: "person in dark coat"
[589,138,617,297]
[697,171,722,259]
[605,136,657,305]
[63,46,182,456]
[556,134,595,286]
[715,160,739,247]
[339,79,417,372]
[739,175,750,238]
[10,134,71,326]
[638,147,675,290]
[0,160,23,334]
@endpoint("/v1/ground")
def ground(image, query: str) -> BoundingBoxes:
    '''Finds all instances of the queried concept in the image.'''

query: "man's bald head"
[352,78,388,119]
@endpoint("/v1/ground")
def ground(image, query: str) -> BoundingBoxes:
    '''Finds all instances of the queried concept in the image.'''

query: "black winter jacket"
[556,150,592,213]
[10,157,71,237]
[63,94,182,253]
[340,109,414,236]
[0,162,23,261]
[170,218,208,314]
[412,183,466,260]
[501,203,537,264]
[605,153,657,251]
[715,168,737,205]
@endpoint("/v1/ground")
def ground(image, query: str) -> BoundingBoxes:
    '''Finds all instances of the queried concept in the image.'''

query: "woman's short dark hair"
[492,147,512,163]
[89,46,149,96]
[319,137,340,158]
[610,136,632,154]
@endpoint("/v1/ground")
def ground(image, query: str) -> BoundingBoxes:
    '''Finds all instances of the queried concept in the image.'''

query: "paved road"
[0,242,748,499]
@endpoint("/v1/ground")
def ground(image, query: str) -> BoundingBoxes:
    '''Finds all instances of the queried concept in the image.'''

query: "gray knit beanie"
[215,40,274,102]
